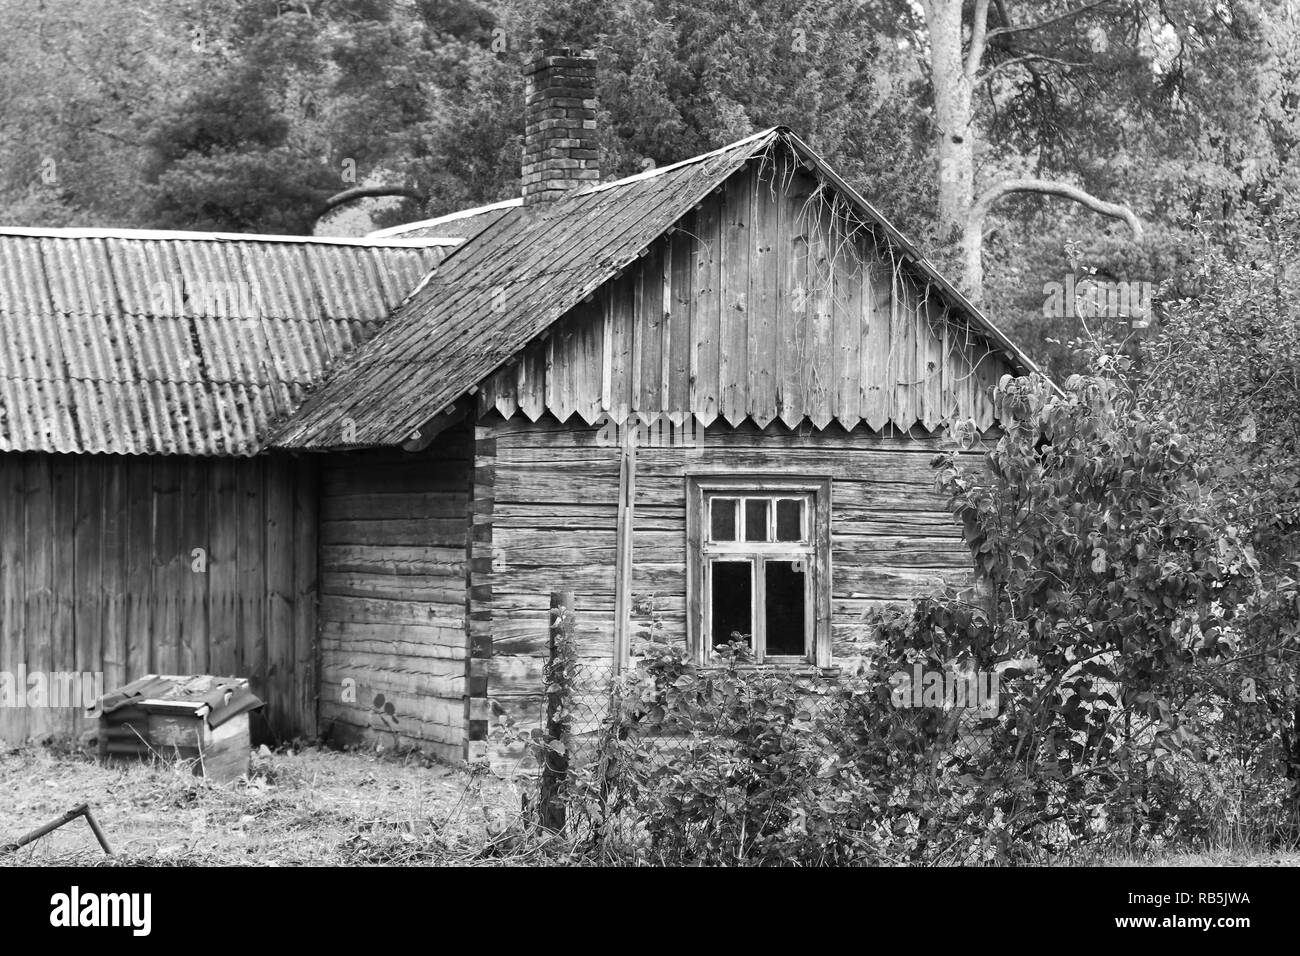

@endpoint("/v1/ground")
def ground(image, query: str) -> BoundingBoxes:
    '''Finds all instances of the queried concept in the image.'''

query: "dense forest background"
[1,0,1297,386]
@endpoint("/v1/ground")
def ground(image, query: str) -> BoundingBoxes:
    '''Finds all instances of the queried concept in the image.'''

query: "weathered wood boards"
[315,425,471,763]
[0,452,317,745]
[474,414,987,768]
[479,154,1016,434]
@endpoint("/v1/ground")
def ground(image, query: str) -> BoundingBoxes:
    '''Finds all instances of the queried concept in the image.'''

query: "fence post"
[539,590,576,832]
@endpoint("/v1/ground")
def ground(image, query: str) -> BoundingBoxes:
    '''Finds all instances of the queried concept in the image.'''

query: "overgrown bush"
[547,369,1299,864]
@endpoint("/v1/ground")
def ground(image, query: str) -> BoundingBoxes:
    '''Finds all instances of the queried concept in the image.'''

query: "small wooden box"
[95,675,262,784]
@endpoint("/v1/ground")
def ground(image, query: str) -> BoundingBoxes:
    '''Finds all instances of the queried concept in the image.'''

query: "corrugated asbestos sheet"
[0,231,452,455]
[272,127,1042,450]
[271,130,783,449]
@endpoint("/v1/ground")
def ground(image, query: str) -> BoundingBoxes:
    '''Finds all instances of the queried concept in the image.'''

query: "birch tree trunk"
[919,0,1143,301]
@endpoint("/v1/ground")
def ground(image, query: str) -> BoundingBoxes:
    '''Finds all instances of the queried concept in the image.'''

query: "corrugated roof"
[272,128,1044,450]
[0,228,454,455]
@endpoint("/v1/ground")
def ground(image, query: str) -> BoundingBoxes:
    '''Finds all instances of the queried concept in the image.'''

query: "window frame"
[685,474,832,668]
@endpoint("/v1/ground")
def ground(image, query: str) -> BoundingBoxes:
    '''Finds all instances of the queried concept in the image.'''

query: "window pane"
[711,561,752,649]
[710,498,737,541]
[765,560,806,656]
[775,499,803,541]
[744,498,770,542]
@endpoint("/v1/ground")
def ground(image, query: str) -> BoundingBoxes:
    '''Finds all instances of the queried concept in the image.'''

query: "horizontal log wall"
[480,152,1015,433]
[0,451,318,745]
[316,425,471,763]
[478,414,987,769]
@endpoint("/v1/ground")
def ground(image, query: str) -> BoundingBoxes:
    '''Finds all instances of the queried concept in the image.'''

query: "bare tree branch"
[976,52,1092,86]
[973,177,1144,237]
[316,185,427,220]
[985,0,1114,41]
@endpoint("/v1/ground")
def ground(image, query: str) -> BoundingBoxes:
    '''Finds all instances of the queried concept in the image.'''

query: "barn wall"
[315,425,471,763]
[479,154,1016,434]
[472,414,986,769]
[0,451,318,745]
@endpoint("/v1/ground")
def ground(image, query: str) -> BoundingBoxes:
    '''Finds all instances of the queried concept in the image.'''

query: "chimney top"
[522,48,600,206]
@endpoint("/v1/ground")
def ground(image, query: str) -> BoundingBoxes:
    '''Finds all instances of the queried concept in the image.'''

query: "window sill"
[695,663,841,679]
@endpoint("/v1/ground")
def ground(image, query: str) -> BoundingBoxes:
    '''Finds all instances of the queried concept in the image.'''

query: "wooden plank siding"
[315,425,471,763]
[0,451,318,745]
[475,414,987,769]
[478,154,1016,435]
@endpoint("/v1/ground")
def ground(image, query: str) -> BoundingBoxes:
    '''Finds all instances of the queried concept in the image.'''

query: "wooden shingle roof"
[271,128,1043,450]
[0,228,453,455]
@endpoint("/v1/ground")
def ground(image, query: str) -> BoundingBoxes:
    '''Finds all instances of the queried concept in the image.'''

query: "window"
[686,476,832,667]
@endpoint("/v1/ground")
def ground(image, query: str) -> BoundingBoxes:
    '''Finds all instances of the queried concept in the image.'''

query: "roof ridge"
[576,126,782,196]
[0,226,460,248]
[364,128,781,239]
[365,198,524,238]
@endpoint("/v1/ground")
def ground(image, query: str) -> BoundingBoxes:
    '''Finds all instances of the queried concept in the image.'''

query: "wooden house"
[0,49,1044,766]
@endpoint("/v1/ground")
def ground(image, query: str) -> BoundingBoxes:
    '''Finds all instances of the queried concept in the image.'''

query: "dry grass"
[0,743,547,866]
[5,743,1295,866]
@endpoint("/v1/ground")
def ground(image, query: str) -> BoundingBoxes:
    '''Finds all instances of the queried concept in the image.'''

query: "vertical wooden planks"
[921,293,946,431]
[236,459,265,705]
[151,458,182,676]
[544,322,563,423]
[123,457,153,681]
[749,158,779,428]
[179,457,208,675]
[264,453,296,739]
[50,459,76,735]
[667,219,694,423]
[659,235,674,418]
[806,192,834,429]
[0,457,28,742]
[599,284,615,420]
[607,274,636,425]
[73,456,104,735]
[835,225,865,429]
[207,458,239,676]
[719,169,751,426]
[292,455,319,736]
[775,168,799,428]
[887,264,913,431]
[24,457,52,739]
[517,341,547,422]
[637,243,665,416]
[693,188,722,425]
[940,319,956,428]
[863,248,893,431]
[100,459,127,698]
[974,347,999,431]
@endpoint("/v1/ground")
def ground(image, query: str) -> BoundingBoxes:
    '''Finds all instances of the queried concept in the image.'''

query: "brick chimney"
[522,48,600,205]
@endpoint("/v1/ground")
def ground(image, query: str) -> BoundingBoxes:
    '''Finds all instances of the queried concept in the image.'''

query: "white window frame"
[685,475,832,668]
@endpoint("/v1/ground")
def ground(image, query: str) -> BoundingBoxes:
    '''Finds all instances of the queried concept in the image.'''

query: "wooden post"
[612,427,636,672]
[539,590,575,832]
